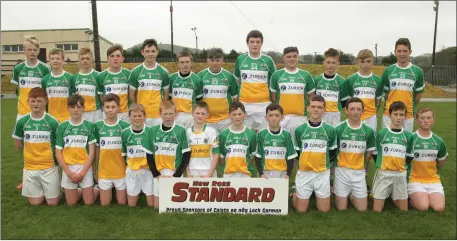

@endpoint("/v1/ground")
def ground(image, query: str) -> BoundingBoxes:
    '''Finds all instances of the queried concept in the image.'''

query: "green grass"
[1,99,455,239]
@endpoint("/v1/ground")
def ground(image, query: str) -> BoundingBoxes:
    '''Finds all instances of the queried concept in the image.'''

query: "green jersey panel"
[169,72,203,113]
[375,128,413,171]
[73,70,102,112]
[55,120,96,165]
[96,68,131,113]
[219,127,257,176]
[255,128,297,172]
[346,72,383,120]
[314,73,348,112]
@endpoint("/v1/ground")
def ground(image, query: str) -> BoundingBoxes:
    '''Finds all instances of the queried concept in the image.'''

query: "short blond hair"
[357,49,374,61]
[416,107,435,119]
[49,48,65,59]
[160,99,176,113]
[79,47,93,57]
[24,35,40,48]
[129,103,146,116]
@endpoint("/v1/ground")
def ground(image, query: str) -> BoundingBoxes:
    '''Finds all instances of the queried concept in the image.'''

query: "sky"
[1,1,456,56]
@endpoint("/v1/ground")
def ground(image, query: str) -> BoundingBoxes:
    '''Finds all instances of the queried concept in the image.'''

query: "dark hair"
[308,95,326,107]
[177,50,193,61]
[68,94,85,108]
[193,100,209,112]
[324,48,340,60]
[141,38,158,50]
[345,97,364,110]
[283,46,299,55]
[395,38,411,51]
[107,44,124,57]
[229,101,246,114]
[266,103,283,115]
[102,93,120,107]
[246,30,263,43]
[389,101,407,115]
[207,48,224,59]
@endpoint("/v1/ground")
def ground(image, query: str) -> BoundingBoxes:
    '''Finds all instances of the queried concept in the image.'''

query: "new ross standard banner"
[159,178,289,215]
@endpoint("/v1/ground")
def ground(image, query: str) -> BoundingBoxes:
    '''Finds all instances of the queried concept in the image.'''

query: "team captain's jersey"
[294,121,337,172]
[255,128,297,172]
[169,72,203,113]
[219,126,256,176]
[142,123,190,172]
[97,68,131,113]
[41,71,75,123]
[73,69,101,112]
[55,120,96,165]
[407,131,448,184]
[314,73,349,112]
[234,53,276,104]
[121,125,151,171]
[198,68,239,123]
[270,68,315,116]
[347,72,383,120]
[186,125,220,171]
[94,119,130,179]
[11,61,51,116]
[129,63,170,119]
[12,113,59,170]
[375,127,413,172]
[335,120,376,170]
[382,63,425,119]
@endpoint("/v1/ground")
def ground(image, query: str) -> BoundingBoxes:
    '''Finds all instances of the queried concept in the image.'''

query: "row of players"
[13,31,424,138]
[13,88,448,213]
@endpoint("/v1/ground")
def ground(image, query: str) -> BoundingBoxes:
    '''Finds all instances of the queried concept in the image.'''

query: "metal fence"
[418,65,456,87]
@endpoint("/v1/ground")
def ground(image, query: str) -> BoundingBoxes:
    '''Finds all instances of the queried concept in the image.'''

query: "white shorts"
[295,169,331,199]
[362,114,377,132]
[223,172,251,178]
[175,112,194,129]
[22,167,61,199]
[102,111,130,124]
[153,169,176,197]
[372,169,408,200]
[333,167,367,198]
[407,182,445,195]
[243,102,269,131]
[382,115,413,132]
[83,110,103,123]
[126,167,153,196]
[264,170,287,178]
[207,118,231,133]
[61,164,94,189]
[323,112,341,126]
[145,118,161,127]
[281,115,307,140]
[188,169,218,177]
[98,178,127,191]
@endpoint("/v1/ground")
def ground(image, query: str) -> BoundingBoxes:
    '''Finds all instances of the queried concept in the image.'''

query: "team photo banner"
[159,178,289,215]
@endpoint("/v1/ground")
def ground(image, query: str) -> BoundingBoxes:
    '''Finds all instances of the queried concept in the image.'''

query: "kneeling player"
[13,87,60,205]
[121,103,154,207]
[291,95,337,213]
[372,101,413,212]
[94,94,130,206]
[55,94,97,205]
[255,103,297,178]
[219,101,257,178]
[407,108,448,212]
[186,101,220,178]
[142,99,191,208]
[334,98,376,211]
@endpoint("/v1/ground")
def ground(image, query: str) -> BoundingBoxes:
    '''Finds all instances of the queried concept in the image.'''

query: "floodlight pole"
[91,0,101,72]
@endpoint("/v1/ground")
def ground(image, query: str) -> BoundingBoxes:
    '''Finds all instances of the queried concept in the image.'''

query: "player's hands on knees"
[285,175,289,179]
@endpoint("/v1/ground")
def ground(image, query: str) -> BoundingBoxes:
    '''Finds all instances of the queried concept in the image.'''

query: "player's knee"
[66,199,78,206]
[46,198,60,206]
[29,198,44,206]
[318,205,330,213]
[413,202,429,211]
[431,203,445,212]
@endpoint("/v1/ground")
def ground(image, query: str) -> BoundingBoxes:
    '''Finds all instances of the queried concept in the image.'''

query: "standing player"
[334,98,376,211]
[407,108,448,212]
[234,30,276,132]
[12,87,60,206]
[121,104,154,207]
[219,101,257,178]
[41,48,75,123]
[198,48,239,133]
[372,101,413,212]
[94,94,130,206]
[11,35,50,121]
[169,50,203,129]
[270,46,315,139]
[291,95,337,213]
[142,99,191,209]
[314,48,349,126]
[55,94,97,206]
[186,101,220,178]
[382,38,425,132]
[97,44,131,123]
[129,38,170,127]
[255,103,297,179]
[73,47,102,123]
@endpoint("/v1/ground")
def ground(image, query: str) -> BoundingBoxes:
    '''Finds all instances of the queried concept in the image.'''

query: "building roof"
[1,28,114,45]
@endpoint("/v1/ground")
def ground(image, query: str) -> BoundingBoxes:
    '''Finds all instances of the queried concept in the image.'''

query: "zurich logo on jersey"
[227,148,232,154]
[204,88,209,94]
[65,138,70,144]
[391,81,397,88]
[106,87,112,92]
[341,143,347,148]
[140,81,145,88]
[280,85,286,91]
[355,90,360,96]
[155,145,159,152]
[20,80,26,85]
[384,146,389,152]
[173,90,178,96]
[25,134,30,139]
[264,150,269,156]
[414,152,420,158]
[100,140,106,146]
[242,73,248,80]
[303,143,309,149]
[129,148,134,154]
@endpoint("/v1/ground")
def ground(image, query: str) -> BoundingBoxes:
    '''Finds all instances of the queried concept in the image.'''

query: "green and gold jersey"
[55,120,96,165]
[121,125,151,171]
[73,69,101,112]
[169,72,203,113]
[41,71,75,123]
[375,127,413,172]
[97,68,131,113]
[346,72,383,120]
[219,126,257,176]
[255,128,297,172]
[314,73,348,112]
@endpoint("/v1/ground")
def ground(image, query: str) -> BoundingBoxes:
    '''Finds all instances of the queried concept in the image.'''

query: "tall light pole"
[191,27,198,55]
[375,43,378,66]
[431,0,439,84]
[91,0,101,71]
[170,0,174,56]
